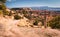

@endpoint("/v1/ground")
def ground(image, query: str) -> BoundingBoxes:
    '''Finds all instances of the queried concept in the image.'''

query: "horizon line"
[7,6,60,8]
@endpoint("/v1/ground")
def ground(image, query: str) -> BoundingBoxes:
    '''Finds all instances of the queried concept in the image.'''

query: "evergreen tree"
[0,0,6,3]
[47,16,60,29]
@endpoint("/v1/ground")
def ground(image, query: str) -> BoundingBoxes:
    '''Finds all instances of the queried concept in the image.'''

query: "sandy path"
[0,17,60,37]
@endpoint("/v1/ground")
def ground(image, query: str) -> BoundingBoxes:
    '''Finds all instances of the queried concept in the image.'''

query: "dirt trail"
[0,17,60,37]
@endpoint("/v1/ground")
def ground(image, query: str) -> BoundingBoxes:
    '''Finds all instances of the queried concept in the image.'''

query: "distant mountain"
[31,6,60,11]
[10,6,60,11]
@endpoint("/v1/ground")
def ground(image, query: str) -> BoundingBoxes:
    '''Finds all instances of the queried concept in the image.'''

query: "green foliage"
[14,15,22,20]
[0,1,9,15]
[33,20,39,26]
[0,3,6,10]
[24,15,31,20]
[3,11,9,15]
[8,12,12,16]
[47,16,60,29]
[22,10,29,14]
[0,0,6,3]
[0,0,9,16]
[0,2,6,14]
[0,10,3,15]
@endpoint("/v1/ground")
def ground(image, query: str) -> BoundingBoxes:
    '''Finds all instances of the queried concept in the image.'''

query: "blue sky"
[5,0,60,8]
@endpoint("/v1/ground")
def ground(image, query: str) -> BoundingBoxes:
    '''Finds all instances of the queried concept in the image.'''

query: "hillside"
[0,16,60,37]
[0,0,60,37]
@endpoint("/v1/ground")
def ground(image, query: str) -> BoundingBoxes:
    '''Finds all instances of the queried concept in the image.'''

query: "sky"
[5,0,60,8]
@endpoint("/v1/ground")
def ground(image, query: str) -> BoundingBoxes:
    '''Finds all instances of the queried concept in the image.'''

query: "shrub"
[0,0,6,3]
[0,10,3,15]
[33,20,38,26]
[0,2,9,15]
[14,15,21,20]
[8,12,12,16]
[0,3,6,10]
[24,15,31,20]
[3,11,9,15]
[47,16,60,29]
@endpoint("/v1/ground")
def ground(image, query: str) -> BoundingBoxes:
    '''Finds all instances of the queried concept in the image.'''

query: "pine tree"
[0,0,6,3]
[47,16,60,29]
